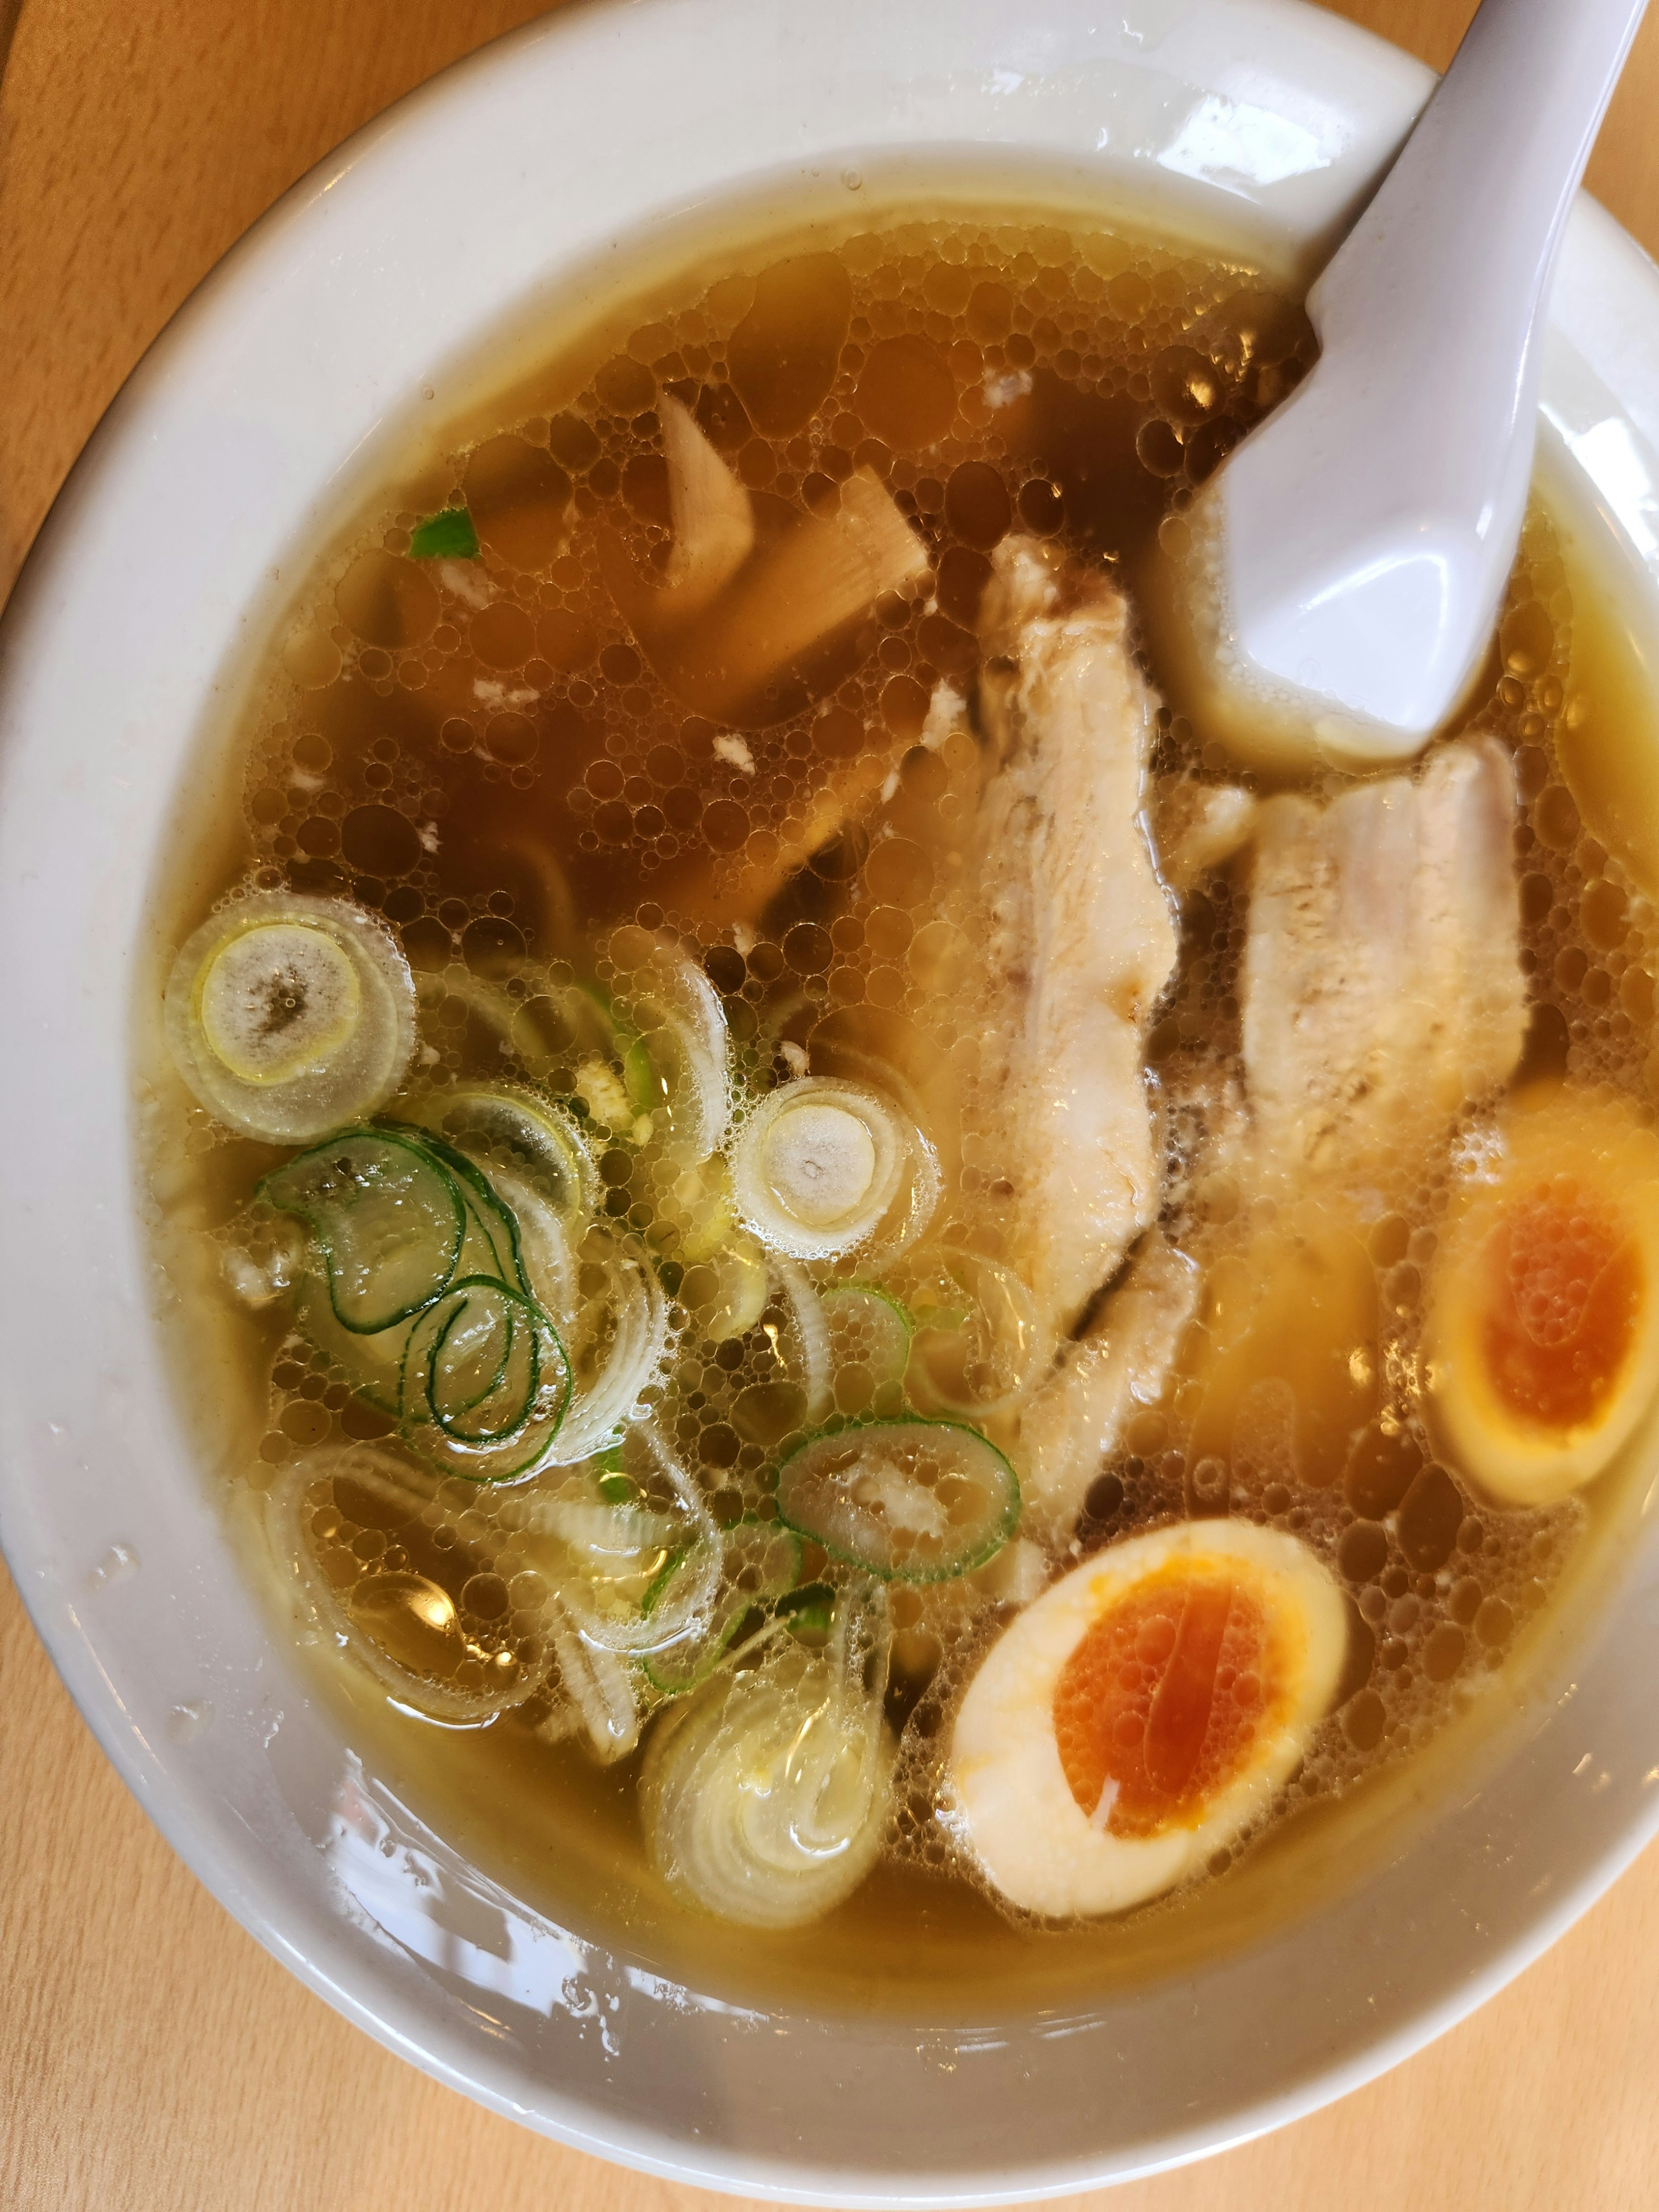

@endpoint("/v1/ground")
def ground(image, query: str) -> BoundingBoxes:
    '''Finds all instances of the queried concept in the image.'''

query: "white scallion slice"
[614,938,732,1163]
[643,1520,804,1695]
[166,892,415,1141]
[541,1236,671,1467]
[292,1275,413,1412]
[769,1255,834,1425]
[556,1427,721,1655]
[413,1083,597,1226]
[276,1444,549,1725]
[483,1165,577,1333]
[729,1077,931,1262]
[547,1599,641,1762]
[905,1253,1046,1417]
[525,1497,682,1554]
[679,1230,769,1344]
[820,1283,913,1392]
[202,923,359,1077]
[777,1417,1019,1583]
[404,1125,530,1293]
[859,1122,941,1272]
[639,1580,896,1928]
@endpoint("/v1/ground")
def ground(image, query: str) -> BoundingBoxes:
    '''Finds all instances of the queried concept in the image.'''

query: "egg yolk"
[1481,1179,1641,1433]
[1051,1566,1290,1838]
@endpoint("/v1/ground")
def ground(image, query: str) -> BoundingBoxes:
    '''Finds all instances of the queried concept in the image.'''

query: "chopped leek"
[613,939,732,1162]
[643,1520,804,1694]
[260,1129,464,1333]
[165,892,415,1143]
[547,1599,640,1762]
[679,1230,769,1343]
[401,1274,571,1480]
[820,1283,913,1390]
[776,1417,1018,1582]
[904,1252,1045,1417]
[411,1083,597,1225]
[541,1235,670,1466]
[549,1427,722,1654]
[640,1581,896,1928]
[729,1077,935,1262]
[769,1255,834,1424]
[776,1580,836,1637]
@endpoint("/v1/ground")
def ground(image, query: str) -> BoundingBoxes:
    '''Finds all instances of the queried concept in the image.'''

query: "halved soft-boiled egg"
[1424,1086,1659,1507]
[949,1520,1347,1916]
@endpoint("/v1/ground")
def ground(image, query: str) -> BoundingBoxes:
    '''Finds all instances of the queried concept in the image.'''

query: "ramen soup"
[142,201,1659,1994]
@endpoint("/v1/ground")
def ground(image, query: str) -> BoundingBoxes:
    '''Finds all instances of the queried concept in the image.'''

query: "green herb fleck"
[410,506,480,560]
[777,1581,835,1636]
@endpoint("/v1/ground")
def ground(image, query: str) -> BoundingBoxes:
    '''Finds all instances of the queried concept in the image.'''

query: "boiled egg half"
[949,1520,1346,1916]
[1424,1086,1659,1507]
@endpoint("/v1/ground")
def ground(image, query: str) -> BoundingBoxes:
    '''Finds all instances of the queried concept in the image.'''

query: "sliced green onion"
[776,1417,1019,1583]
[410,506,480,560]
[400,1275,571,1481]
[484,1166,576,1332]
[259,1128,464,1334]
[524,1495,679,1554]
[543,1236,670,1467]
[776,1580,836,1637]
[554,1427,721,1653]
[623,1031,661,1119]
[678,1230,769,1344]
[385,1122,528,1294]
[820,1283,913,1390]
[165,893,415,1142]
[546,1598,640,1762]
[640,1544,690,1616]
[640,1581,896,1928]
[643,1520,804,1694]
[769,1255,834,1425]
[411,1083,596,1225]
[614,941,732,1162]
[729,1077,934,1262]
[904,1252,1045,1417]
[291,1274,413,1412]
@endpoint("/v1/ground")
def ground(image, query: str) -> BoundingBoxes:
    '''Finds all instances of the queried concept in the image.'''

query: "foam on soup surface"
[140,205,1659,1995]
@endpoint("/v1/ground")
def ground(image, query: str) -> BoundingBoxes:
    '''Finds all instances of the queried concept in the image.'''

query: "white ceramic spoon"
[1160,0,1647,772]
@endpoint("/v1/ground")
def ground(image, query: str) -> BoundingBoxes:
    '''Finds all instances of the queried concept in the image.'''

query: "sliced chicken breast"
[1239,734,1527,1182]
[1019,1233,1198,1529]
[970,537,1179,1348]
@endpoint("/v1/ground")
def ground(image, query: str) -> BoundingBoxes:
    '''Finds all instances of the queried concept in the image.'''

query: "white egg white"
[948,1519,1347,1917]
[1424,1087,1659,1507]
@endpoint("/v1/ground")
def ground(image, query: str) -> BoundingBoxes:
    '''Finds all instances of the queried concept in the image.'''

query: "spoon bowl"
[1158,0,1648,771]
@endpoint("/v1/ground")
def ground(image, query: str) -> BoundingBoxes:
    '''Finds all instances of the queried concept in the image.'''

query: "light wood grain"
[6,2,1659,2207]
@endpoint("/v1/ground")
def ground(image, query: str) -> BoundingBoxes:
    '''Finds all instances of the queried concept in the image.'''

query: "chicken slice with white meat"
[1018,1232,1198,1530]
[1239,734,1527,1184]
[970,538,1179,1349]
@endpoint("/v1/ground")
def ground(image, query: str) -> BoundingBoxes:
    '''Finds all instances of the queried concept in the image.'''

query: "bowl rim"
[7,0,1659,2200]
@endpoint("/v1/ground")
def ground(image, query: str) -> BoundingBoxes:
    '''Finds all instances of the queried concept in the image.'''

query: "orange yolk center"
[1051,1566,1289,1838]
[1481,1180,1641,1433]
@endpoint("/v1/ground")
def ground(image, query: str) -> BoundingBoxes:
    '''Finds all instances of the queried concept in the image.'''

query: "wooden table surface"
[6,3,1659,2207]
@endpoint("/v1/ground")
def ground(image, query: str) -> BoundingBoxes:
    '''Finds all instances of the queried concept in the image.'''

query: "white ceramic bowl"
[7,1,1659,2199]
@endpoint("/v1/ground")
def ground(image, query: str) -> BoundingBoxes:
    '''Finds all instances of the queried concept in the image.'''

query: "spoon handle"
[1314,0,1647,407]
[1210,0,1647,760]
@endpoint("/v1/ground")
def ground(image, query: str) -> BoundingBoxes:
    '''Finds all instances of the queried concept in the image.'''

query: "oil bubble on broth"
[138,204,1659,1993]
